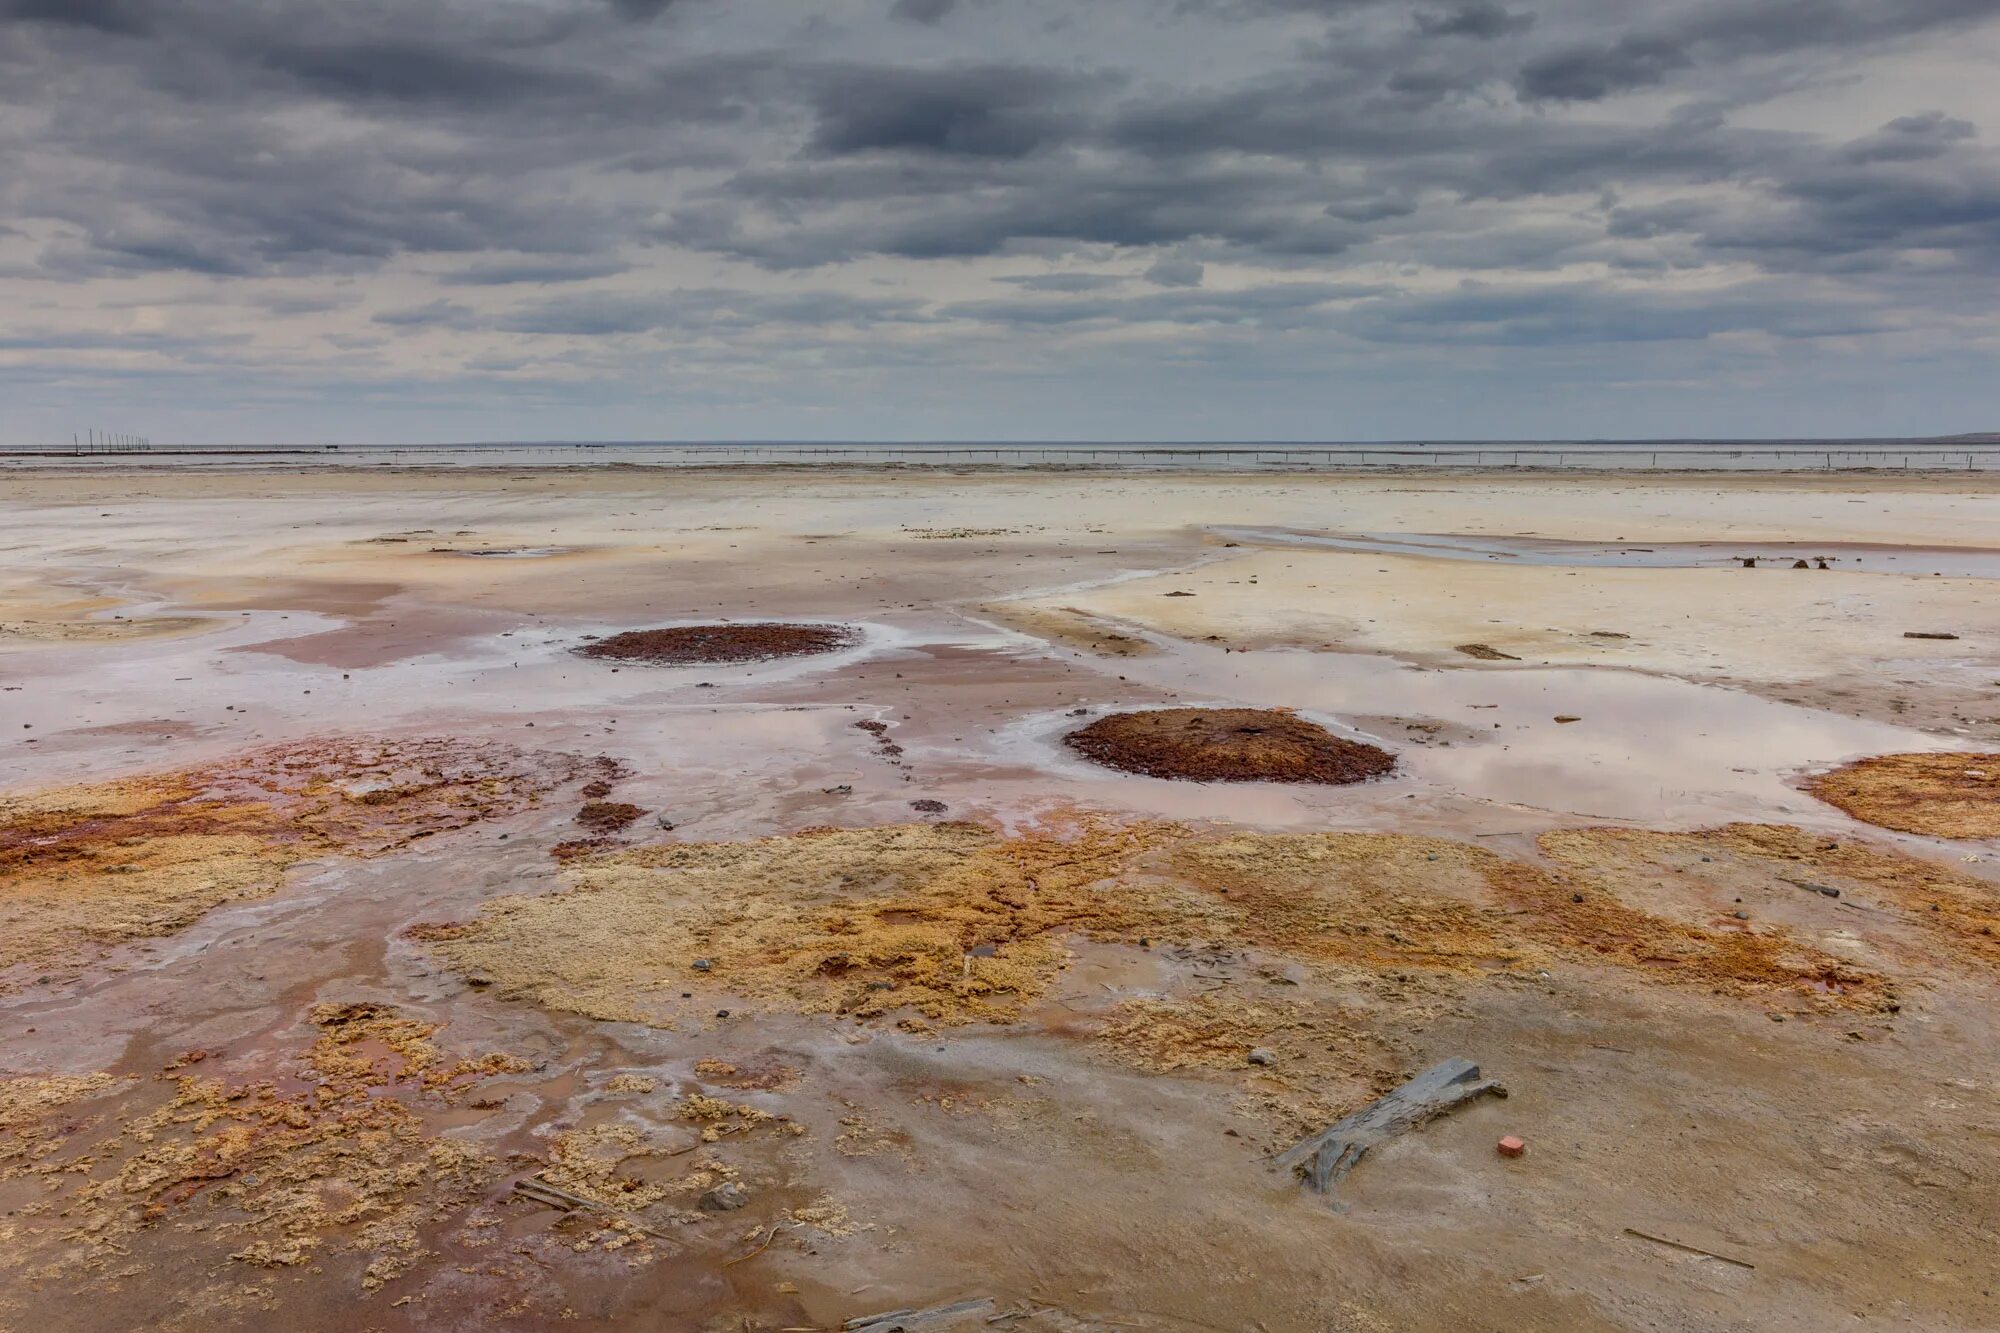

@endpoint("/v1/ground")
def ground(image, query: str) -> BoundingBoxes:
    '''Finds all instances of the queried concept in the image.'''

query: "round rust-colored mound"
[1809,752,2000,839]
[1063,708,1395,785]
[575,801,646,834]
[576,623,857,666]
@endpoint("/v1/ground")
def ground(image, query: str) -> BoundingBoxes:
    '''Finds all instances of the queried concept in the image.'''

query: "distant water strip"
[6,439,2000,472]
[1210,526,2000,578]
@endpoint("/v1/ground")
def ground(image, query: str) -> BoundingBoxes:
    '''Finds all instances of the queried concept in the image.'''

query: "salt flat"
[2,464,1998,1332]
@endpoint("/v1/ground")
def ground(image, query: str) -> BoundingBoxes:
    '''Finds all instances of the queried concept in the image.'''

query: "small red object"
[1497,1136,1527,1158]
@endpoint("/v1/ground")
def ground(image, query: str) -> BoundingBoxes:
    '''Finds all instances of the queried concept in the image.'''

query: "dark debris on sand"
[1064,707,1396,785]
[576,623,858,665]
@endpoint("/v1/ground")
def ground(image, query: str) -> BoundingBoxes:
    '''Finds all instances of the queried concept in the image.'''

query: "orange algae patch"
[421,816,1213,1026]
[424,818,1901,1033]
[1166,833,1525,972]
[0,1004,528,1293]
[1540,822,2000,978]
[1171,831,1886,1006]
[1090,993,1406,1139]
[1808,752,2000,839]
[0,737,585,986]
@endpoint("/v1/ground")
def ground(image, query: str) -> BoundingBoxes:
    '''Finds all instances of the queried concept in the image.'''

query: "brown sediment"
[0,1073,131,1174]
[576,801,646,834]
[1806,752,2000,839]
[0,614,212,645]
[1539,822,2000,974]
[1454,642,1520,661]
[1063,707,1396,784]
[974,602,1159,657]
[1173,831,1887,1005]
[0,737,585,986]
[1090,994,1407,1140]
[0,1003,525,1292]
[1166,833,1523,971]
[420,817,1895,1036]
[420,816,1205,1027]
[693,1058,800,1092]
[1506,836,1886,1002]
[576,622,858,665]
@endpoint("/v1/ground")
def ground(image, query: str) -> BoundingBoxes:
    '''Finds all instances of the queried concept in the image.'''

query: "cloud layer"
[1,0,1995,442]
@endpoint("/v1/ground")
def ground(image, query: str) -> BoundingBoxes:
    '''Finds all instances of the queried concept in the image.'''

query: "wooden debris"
[844,1298,998,1332]
[1622,1227,1756,1269]
[511,1176,595,1212]
[510,1174,670,1239]
[723,1222,788,1266]
[1275,1057,1505,1197]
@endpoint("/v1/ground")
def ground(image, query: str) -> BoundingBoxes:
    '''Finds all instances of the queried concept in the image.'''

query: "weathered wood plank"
[1275,1057,1505,1197]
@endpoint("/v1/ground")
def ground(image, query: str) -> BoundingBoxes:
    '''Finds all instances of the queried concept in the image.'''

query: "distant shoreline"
[6,437,2000,475]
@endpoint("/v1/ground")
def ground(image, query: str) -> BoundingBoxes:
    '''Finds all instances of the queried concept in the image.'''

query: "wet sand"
[3,465,1999,1331]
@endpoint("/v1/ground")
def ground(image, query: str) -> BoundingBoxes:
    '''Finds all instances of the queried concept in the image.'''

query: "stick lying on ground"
[843,1299,997,1332]
[1622,1227,1755,1269]
[511,1175,671,1239]
[1275,1057,1506,1197]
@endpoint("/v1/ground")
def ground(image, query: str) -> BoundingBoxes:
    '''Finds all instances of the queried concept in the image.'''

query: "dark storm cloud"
[0,0,149,33]
[1414,4,1534,40]
[1841,111,1978,163]
[254,39,598,106]
[1598,114,2000,274]
[665,150,1377,266]
[18,0,1979,286]
[0,0,1995,439]
[1516,35,1691,102]
[1518,0,2000,102]
[806,65,1089,158]
[0,5,775,277]
[891,0,959,24]
[608,0,679,18]
[441,257,633,286]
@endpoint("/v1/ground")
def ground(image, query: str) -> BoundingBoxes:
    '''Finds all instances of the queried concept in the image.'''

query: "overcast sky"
[2,0,1996,444]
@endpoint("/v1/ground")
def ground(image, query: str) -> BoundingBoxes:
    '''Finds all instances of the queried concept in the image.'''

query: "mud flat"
[3,463,2000,1332]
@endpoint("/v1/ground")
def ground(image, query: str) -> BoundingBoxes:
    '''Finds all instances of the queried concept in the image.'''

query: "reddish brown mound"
[1064,708,1395,785]
[576,801,645,834]
[576,622,856,665]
